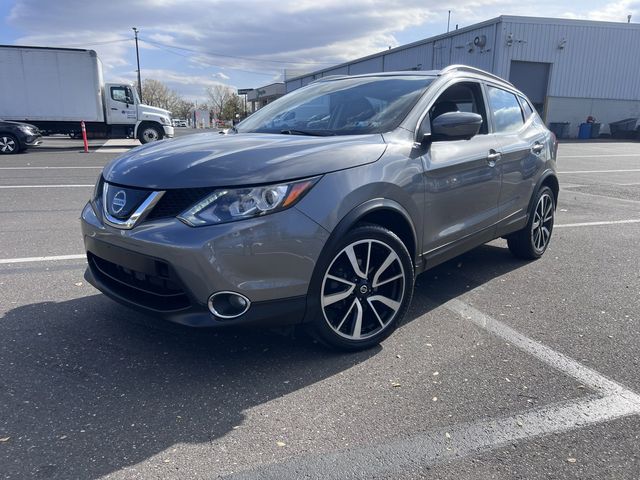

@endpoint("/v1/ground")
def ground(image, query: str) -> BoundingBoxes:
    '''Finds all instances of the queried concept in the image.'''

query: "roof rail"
[439,64,513,86]
[309,74,347,84]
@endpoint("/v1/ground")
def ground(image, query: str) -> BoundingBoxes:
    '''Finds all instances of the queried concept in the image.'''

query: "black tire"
[308,224,414,351]
[507,186,555,260]
[137,124,163,144]
[0,134,20,155]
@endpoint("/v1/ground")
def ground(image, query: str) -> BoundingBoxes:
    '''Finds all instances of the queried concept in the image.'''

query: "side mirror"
[431,111,483,141]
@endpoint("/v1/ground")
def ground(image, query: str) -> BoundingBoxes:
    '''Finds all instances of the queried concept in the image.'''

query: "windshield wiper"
[280,129,334,136]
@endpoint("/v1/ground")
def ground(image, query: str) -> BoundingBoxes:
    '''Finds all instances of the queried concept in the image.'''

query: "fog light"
[208,291,251,319]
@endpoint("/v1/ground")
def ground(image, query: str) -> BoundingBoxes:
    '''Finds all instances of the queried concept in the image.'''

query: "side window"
[518,95,535,120]
[429,82,488,135]
[111,86,133,104]
[487,86,524,133]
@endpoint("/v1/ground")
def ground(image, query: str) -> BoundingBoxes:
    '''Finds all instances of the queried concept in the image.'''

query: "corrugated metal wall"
[348,56,383,74]
[496,19,640,100]
[382,44,433,71]
[284,17,640,103]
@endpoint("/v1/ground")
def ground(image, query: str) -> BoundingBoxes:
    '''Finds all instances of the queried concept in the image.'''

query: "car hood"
[103,132,387,189]
[0,120,38,130]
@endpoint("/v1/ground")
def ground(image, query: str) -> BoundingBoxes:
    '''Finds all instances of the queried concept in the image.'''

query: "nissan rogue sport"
[81,65,559,350]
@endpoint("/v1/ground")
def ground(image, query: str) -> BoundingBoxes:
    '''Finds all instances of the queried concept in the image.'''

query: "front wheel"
[507,186,555,259]
[138,124,163,144]
[309,225,414,351]
[0,134,19,154]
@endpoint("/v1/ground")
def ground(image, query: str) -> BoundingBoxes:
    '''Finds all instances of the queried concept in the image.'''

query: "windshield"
[237,76,434,136]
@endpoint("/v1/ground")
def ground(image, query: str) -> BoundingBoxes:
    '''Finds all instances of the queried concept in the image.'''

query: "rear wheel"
[0,134,19,154]
[138,124,163,144]
[507,186,555,259]
[309,225,414,351]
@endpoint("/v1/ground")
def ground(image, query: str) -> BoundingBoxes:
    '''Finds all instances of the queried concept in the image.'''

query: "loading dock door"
[509,61,550,118]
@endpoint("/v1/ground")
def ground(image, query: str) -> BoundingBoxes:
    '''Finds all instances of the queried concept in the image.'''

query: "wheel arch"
[529,170,559,215]
[306,199,418,303]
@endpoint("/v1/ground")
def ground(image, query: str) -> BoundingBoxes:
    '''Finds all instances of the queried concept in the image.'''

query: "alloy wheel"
[532,192,554,252]
[0,136,17,153]
[321,239,406,340]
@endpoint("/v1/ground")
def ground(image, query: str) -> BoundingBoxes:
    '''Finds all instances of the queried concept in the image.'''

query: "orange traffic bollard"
[81,120,89,153]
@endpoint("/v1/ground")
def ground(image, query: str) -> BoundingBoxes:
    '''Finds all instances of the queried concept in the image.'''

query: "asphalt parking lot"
[1,134,639,479]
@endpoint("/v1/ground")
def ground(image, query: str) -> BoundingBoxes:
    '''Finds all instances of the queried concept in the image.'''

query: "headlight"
[18,125,35,134]
[178,177,319,226]
[160,117,170,125]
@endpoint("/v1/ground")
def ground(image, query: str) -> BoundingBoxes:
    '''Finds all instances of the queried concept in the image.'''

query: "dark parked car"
[81,65,559,350]
[0,119,42,154]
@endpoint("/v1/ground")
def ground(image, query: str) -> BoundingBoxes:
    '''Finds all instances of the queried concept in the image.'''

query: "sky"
[1,0,638,102]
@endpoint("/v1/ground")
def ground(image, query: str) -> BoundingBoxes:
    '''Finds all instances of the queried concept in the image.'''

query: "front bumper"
[81,201,329,327]
[21,134,42,148]
[163,125,175,138]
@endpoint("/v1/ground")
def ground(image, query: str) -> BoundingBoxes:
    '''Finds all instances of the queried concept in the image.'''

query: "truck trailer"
[0,45,174,143]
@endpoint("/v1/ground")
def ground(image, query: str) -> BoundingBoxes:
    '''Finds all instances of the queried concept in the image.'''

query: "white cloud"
[6,0,640,97]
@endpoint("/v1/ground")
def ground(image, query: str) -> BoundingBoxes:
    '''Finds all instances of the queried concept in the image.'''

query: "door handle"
[111,107,118,111]
[532,142,544,154]
[487,150,501,166]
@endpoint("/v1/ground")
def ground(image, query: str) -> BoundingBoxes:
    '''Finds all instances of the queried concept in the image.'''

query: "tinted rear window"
[487,86,524,133]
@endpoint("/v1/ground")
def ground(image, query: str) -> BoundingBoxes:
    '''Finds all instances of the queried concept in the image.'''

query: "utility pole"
[447,10,451,33]
[132,27,142,102]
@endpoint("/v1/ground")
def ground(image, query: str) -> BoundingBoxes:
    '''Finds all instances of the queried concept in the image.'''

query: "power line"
[140,37,333,66]
[139,39,277,77]
[58,38,132,48]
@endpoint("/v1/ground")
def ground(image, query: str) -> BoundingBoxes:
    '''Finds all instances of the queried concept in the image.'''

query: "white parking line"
[95,139,138,153]
[558,169,640,173]
[555,219,640,228]
[0,254,86,265]
[445,300,639,400]
[0,184,93,189]
[0,166,102,170]
[228,300,640,479]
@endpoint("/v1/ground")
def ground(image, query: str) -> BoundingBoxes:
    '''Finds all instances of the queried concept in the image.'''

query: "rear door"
[486,85,547,231]
[420,80,502,264]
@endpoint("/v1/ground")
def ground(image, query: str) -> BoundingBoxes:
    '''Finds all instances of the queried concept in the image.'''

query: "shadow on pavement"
[0,243,528,479]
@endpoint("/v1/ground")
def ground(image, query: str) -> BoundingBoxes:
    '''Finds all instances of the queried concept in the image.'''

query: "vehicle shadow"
[0,243,528,479]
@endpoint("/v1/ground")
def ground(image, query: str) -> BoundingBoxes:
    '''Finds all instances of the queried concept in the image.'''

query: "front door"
[420,81,501,263]
[106,85,137,125]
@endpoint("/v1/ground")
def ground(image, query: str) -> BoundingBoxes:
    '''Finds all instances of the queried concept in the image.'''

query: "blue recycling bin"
[578,123,592,139]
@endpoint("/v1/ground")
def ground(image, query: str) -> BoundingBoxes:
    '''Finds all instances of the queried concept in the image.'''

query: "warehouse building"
[284,15,640,138]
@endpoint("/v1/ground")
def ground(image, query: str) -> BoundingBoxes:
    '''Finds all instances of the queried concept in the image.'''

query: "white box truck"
[0,45,174,143]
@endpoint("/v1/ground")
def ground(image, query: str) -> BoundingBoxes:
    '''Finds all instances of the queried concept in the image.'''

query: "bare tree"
[206,84,235,119]
[172,99,195,120]
[139,79,181,113]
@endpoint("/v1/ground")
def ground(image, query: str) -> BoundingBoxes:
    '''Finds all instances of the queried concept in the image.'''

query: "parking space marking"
[445,300,640,401]
[0,254,86,265]
[0,184,93,189]
[228,395,639,480]
[0,166,102,170]
[558,169,640,173]
[555,219,640,228]
[227,300,640,479]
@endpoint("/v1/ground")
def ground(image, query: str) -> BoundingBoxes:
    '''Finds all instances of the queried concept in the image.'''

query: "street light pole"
[132,27,142,102]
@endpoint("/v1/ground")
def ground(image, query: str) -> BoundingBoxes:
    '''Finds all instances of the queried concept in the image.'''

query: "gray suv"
[81,65,558,350]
